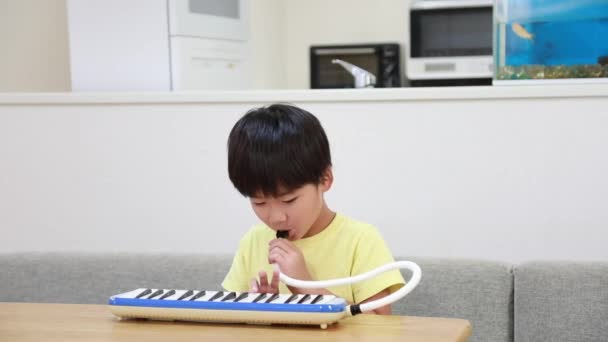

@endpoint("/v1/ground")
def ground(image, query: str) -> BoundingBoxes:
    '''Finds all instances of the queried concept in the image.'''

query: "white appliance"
[406,0,493,86]
[67,0,249,91]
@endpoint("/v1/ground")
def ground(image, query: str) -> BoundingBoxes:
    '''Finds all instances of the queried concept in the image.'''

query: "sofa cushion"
[396,257,514,342]
[0,253,234,304]
[514,261,608,342]
[1,253,513,342]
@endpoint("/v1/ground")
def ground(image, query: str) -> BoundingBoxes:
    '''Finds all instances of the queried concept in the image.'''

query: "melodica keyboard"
[109,288,347,328]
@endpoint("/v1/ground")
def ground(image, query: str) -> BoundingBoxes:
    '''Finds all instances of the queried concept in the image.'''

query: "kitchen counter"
[0,83,606,105]
[1,82,608,262]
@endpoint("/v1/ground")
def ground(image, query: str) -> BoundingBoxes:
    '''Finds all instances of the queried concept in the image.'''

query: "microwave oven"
[406,0,493,86]
[310,43,402,89]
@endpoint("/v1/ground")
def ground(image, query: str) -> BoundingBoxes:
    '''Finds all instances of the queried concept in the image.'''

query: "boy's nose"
[268,208,287,226]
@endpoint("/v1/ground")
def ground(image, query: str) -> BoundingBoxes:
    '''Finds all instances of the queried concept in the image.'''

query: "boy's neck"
[303,205,336,238]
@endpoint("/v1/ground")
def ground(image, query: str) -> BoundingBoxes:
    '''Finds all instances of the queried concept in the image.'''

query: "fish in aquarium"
[511,23,534,41]
[495,0,608,81]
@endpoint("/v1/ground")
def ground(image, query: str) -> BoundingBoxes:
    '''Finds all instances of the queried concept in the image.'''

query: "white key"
[218,291,239,302]
[315,295,337,304]
[275,294,294,304]
[232,292,254,302]
[117,288,147,299]
[195,290,228,302]
[177,289,198,301]
[170,289,196,300]
[146,289,165,299]
[153,289,178,300]
[190,290,212,301]
[138,288,158,299]
[239,292,268,303]
[236,293,255,303]
[207,291,230,301]
[279,293,299,304]
[147,289,164,300]
[162,289,187,300]
[238,293,301,304]
[264,293,291,304]
[296,294,313,304]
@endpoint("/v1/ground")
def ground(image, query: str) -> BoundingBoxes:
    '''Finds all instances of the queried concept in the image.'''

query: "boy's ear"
[319,167,334,192]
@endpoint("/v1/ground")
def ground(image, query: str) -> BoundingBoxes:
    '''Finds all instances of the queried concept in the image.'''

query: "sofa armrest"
[514,261,608,342]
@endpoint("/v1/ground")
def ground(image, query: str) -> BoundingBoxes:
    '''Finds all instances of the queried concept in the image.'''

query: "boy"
[222,103,404,314]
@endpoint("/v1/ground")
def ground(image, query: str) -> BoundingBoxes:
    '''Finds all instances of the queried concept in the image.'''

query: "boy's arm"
[222,234,252,292]
[265,235,400,315]
[266,238,339,297]
[267,237,390,314]
[350,226,406,313]
[360,288,393,315]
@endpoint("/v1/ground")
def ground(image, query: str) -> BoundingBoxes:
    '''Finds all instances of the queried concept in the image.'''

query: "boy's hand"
[249,269,280,293]
[268,238,312,282]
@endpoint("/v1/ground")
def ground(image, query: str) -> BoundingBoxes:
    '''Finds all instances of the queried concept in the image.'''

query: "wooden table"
[0,302,472,342]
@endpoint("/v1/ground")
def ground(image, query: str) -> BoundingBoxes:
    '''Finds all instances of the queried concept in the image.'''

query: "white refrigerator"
[67,0,250,91]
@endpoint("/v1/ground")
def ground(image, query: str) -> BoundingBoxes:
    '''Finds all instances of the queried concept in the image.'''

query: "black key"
[297,294,311,304]
[234,292,249,302]
[189,290,206,301]
[147,289,164,299]
[252,293,267,303]
[221,292,237,301]
[264,293,280,303]
[159,289,176,300]
[135,289,152,299]
[311,294,324,304]
[178,290,194,300]
[208,291,224,301]
[285,294,299,303]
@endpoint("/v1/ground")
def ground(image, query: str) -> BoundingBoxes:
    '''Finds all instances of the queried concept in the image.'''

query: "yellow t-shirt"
[222,213,405,304]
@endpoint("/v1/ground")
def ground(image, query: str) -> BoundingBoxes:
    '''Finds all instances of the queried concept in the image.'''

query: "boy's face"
[249,171,333,241]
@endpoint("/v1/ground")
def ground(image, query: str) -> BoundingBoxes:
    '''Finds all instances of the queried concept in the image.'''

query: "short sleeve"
[221,234,251,292]
[350,226,405,303]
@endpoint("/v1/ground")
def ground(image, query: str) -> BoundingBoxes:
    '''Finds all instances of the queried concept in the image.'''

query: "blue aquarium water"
[494,0,608,81]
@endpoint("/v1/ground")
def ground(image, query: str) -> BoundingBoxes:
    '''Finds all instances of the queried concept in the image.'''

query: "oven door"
[407,0,493,81]
[310,47,381,89]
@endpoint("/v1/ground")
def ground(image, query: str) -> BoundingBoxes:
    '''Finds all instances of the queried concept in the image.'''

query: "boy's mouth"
[276,230,290,239]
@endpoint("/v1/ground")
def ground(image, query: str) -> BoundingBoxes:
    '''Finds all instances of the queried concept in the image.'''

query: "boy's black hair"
[228,103,332,197]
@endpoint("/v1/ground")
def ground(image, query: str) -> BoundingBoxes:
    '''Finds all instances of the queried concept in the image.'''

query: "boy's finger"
[258,271,269,289]
[269,251,285,265]
[269,244,290,256]
[269,239,296,251]
[270,269,280,290]
[250,278,259,293]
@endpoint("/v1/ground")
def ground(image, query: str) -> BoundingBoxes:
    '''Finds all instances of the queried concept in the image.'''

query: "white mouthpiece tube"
[276,260,422,314]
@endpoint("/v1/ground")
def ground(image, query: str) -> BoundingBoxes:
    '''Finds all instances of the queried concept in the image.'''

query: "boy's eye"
[253,201,266,206]
[283,197,298,204]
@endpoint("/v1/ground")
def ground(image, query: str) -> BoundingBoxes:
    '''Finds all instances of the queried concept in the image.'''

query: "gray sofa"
[1,253,607,342]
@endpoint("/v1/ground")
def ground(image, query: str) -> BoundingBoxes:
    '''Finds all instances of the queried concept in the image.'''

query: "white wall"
[1,91,607,263]
[250,0,286,89]
[0,0,71,92]
[0,0,408,91]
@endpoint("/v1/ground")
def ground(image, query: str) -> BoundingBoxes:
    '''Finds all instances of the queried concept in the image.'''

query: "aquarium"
[494,0,608,84]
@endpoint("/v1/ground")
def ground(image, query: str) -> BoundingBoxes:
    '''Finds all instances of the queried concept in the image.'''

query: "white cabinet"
[67,0,250,91]
[169,0,248,40]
